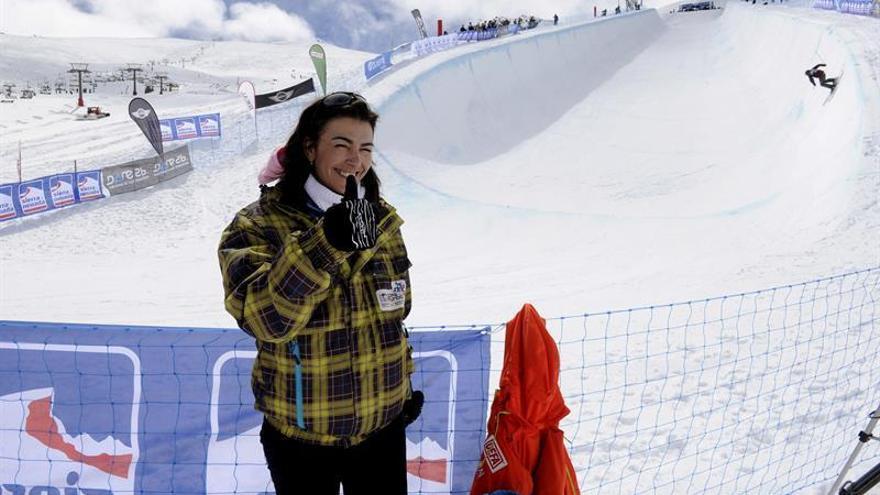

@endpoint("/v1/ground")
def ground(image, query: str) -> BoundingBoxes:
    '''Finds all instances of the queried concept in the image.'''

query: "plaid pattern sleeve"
[218,207,348,343]
[218,188,415,447]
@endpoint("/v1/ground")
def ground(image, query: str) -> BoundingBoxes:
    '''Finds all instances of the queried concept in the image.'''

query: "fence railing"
[1,264,877,493]
[534,267,880,493]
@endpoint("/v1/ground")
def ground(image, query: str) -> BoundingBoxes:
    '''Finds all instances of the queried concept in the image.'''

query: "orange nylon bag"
[470,304,580,495]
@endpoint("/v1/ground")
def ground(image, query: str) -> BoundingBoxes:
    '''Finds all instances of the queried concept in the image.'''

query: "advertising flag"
[412,9,429,39]
[309,44,327,95]
[128,97,164,157]
[238,80,256,120]
[254,79,315,109]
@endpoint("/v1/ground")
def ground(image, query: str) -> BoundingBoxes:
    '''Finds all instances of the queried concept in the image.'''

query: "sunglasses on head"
[321,91,367,107]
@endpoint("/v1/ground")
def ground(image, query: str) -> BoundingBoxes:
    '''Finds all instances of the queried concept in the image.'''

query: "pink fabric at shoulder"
[258,146,287,185]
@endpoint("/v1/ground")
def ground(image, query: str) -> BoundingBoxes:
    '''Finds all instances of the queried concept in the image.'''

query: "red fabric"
[470,304,580,495]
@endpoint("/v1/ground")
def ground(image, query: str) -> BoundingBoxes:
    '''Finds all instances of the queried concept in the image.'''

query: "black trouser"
[260,417,407,495]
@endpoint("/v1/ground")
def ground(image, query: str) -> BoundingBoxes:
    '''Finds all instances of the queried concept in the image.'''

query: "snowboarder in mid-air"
[805,63,837,93]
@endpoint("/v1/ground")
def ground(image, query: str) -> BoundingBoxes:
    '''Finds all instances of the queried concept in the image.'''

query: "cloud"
[1,0,641,52]
[0,0,157,37]
[0,0,314,42]
[274,0,606,53]
[222,3,315,42]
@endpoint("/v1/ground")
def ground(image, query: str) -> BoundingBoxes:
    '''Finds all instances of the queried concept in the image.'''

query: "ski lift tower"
[125,63,143,96]
[155,73,168,95]
[68,63,90,107]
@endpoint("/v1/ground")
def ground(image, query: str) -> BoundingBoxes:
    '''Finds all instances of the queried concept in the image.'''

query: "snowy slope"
[0,34,375,184]
[0,4,877,333]
[369,4,880,324]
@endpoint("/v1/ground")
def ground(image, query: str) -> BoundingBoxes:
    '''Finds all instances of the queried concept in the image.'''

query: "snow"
[0,2,877,329]
[0,3,879,493]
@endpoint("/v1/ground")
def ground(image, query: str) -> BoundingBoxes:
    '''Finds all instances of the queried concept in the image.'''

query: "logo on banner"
[175,118,198,139]
[268,89,296,103]
[18,180,48,215]
[0,344,140,494]
[160,120,173,141]
[0,185,17,220]
[366,56,384,73]
[198,115,220,136]
[206,351,275,494]
[50,175,76,208]
[130,108,152,120]
[365,51,393,80]
[77,173,103,201]
[405,350,457,491]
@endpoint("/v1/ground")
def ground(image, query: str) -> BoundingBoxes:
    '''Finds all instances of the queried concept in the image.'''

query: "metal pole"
[17,140,22,183]
[77,71,84,107]
[828,405,880,495]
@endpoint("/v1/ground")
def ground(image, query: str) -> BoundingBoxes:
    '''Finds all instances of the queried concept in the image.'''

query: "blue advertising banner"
[365,50,394,80]
[174,117,198,140]
[0,322,490,494]
[18,178,50,215]
[160,119,173,141]
[76,171,105,202]
[49,174,76,208]
[197,114,221,137]
[159,113,222,142]
[0,170,106,222]
[0,183,18,220]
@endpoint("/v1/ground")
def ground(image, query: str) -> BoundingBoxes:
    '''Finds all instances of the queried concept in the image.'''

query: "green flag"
[309,44,327,96]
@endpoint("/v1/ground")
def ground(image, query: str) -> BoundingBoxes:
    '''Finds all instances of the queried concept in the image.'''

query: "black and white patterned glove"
[323,175,379,251]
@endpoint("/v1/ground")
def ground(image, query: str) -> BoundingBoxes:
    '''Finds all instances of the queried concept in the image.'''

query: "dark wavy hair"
[278,92,380,206]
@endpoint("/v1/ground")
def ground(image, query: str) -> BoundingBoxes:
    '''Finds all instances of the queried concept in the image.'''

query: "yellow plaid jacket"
[218,186,413,447]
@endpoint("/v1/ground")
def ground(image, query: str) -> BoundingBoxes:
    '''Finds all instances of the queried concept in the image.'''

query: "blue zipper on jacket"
[288,340,306,429]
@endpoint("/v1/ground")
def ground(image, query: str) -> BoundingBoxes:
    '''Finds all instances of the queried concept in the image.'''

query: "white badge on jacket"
[377,280,406,311]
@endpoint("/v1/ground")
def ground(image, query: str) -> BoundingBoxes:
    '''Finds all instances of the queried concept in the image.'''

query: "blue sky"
[1,0,590,52]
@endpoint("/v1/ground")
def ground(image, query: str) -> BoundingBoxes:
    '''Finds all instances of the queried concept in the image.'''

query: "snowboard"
[823,70,844,105]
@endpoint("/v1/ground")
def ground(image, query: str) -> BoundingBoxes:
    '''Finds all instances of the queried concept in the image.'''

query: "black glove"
[401,390,424,426]
[323,175,378,251]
